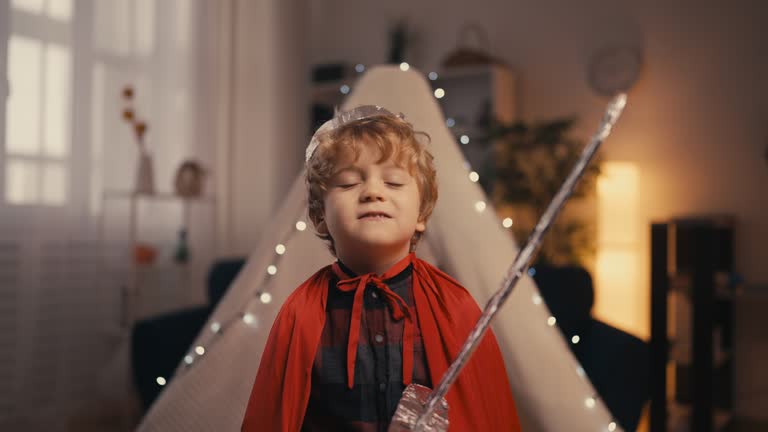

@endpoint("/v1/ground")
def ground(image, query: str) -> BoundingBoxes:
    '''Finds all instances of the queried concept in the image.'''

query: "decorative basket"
[441,23,502,68]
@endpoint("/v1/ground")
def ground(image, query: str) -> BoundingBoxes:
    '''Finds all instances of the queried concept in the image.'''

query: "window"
[3,0,73,206]
[0,2,216,427]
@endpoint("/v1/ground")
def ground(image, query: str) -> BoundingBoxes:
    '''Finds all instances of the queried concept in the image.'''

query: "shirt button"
[379,382,387,392]
[375,334,384,343]
[371,291,378,299]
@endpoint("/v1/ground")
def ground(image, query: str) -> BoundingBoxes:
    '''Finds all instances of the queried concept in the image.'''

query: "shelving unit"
[650,217,736,432]
[98,190,217,326]
[431,64,517,192]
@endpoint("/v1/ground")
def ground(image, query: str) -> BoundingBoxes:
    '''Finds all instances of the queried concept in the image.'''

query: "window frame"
[0,0,97,230]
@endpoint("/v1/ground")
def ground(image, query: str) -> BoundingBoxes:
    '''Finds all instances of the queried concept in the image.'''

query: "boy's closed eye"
[335,181,403,189]
[331,167,410,188]
[332,171,361,188]
[382,168,410,187]
[337,183,359,189]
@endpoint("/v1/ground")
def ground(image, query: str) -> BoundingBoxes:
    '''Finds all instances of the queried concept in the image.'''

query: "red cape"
[242,254,521,431]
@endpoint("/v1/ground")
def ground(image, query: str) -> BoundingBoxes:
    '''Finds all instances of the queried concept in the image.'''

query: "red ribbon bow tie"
[331,256,415,389]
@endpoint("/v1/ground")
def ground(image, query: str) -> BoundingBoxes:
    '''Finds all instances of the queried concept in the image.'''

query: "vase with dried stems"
[122,85,155,195]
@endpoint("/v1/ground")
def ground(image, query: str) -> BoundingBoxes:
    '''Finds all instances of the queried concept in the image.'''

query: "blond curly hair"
[305,114,438,256]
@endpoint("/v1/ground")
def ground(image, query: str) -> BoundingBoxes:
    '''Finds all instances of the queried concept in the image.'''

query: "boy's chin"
[345,236,412,254]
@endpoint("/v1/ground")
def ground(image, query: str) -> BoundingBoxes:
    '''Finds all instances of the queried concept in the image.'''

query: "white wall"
[222,0,309,256]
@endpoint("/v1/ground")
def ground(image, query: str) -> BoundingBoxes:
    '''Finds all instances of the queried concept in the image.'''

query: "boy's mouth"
[358,211,391,219]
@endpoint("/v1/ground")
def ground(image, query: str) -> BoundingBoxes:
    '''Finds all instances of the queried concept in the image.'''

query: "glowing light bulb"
[399,62,410,71]
[502,217,513,228]
[195,346,205,355]
[547,316,557,326]
[296,221,307,231]
[260,292,272,304]
[267,265,277,275]
[460,135,470,145]
[474,201,486,213]
[275,244,286,255]
[210,322,221,333]
[434,88,445,99]
[156,377,166,386]
[468,171,479,182]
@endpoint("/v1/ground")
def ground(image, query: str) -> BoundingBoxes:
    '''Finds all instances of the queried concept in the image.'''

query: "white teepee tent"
[136,66,622,432]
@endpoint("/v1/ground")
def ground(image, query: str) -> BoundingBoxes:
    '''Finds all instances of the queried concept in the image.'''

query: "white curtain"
[0,0,218,429]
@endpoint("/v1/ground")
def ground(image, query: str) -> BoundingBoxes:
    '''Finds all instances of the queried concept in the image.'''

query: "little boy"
[242,106,520,431]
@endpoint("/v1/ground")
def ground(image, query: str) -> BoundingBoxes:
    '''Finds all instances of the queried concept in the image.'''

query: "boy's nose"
[360,181,385,202]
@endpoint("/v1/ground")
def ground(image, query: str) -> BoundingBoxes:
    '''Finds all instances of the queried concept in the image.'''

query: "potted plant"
[487,117,601,267]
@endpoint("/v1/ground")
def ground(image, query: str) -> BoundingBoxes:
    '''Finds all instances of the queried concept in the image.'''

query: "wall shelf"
[98,190,217,326]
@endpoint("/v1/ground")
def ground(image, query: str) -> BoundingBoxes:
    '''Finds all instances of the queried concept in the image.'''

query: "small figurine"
[174,228,190,264]
[174,160,207,198]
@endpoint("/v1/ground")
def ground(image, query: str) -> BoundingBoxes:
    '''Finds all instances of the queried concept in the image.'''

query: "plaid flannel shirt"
[301,262,432,432]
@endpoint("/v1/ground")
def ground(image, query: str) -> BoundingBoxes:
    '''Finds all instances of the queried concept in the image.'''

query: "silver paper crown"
[305,105,405,164]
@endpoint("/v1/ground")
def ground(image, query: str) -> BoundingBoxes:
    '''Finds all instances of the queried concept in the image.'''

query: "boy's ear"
[415,221,426,233]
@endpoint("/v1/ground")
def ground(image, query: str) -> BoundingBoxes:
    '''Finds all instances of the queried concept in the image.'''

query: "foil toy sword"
[388,93,628,432]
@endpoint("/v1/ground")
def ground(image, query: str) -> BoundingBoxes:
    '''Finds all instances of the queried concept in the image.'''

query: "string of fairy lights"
[158,63,620,432]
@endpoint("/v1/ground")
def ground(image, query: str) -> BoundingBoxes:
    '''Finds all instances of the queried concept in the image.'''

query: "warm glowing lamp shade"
[595,162,646,339]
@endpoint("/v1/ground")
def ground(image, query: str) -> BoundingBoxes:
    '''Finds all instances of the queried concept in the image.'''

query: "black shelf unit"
[650,217,735,432]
